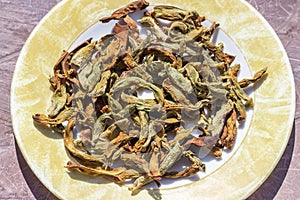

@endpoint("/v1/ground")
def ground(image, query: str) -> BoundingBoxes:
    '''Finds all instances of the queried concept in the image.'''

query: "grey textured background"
[0,0,299,199]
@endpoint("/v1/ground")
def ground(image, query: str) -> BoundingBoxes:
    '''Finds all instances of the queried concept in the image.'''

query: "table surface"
[1,0,299,199]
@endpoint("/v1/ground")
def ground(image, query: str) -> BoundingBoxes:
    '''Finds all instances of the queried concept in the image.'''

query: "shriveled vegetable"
[33,0,267,195]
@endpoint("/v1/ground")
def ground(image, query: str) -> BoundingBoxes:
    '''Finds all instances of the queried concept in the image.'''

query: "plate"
[11,0,295,199]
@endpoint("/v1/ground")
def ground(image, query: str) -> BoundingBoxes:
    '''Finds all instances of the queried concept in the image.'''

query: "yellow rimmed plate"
[11,0,295,199]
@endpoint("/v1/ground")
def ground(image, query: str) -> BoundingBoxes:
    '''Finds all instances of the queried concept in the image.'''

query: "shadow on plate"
[33,121,62,140]
[247,121,295,199]
[16,120,295,200]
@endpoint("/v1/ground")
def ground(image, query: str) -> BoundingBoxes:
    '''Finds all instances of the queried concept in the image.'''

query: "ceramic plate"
[11,0,295,199]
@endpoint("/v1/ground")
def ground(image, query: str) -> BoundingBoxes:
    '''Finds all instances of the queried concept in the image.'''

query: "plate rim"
[11,0,296,199]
